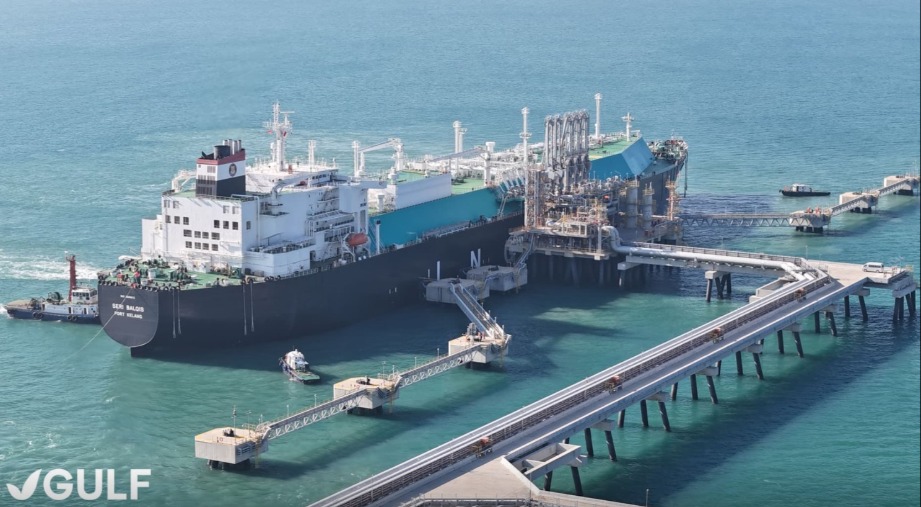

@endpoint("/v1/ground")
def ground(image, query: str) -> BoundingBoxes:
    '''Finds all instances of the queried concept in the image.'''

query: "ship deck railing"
[161,188,259,202]
[101,211,524,291]
[421,220,483,240]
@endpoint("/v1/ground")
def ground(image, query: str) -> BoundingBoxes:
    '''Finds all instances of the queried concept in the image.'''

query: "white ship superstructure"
[141,104,371,278]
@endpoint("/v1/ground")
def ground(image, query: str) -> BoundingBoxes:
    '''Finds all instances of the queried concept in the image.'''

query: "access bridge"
[194,289,511,469]
[679,173,919,233]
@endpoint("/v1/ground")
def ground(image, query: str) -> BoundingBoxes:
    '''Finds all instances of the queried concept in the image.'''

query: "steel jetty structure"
[309,247,916,507]
[195,319,511,469]
[681,173,919,233]
[98,97,687,355]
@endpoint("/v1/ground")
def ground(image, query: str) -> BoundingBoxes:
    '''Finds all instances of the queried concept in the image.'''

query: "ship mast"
[66,254,76,301]
[622,112,634,139]
[264,102,293,172]
[594,93,602,142]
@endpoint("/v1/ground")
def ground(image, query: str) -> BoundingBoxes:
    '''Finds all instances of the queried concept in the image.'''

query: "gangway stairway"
[448,282,507,340]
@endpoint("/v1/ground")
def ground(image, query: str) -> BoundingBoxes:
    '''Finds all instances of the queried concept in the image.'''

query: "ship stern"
[98,284,167,351]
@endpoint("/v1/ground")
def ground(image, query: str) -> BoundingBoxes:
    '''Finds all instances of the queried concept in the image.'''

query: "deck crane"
[423,146,489,184]
[424,146,485,164]
[352,138,404,181]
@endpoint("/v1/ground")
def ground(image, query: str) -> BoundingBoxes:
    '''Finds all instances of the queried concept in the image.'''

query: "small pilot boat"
[279,349,320,383]
[780,184,830,197]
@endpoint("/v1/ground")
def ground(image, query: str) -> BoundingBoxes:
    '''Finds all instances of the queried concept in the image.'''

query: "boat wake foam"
[0,253,105,281]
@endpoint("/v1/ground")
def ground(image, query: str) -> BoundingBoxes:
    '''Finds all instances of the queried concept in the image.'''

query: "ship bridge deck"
[99,261,246,290]
[588,137,633,160]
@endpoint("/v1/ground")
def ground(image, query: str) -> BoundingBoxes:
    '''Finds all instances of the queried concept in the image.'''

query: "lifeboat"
[346,232,369,247]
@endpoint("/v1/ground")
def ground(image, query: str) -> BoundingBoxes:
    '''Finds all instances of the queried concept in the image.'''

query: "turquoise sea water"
[1,0,918,506]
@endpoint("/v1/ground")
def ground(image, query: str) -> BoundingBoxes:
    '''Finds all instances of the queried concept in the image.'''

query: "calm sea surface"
[0,0,918,505]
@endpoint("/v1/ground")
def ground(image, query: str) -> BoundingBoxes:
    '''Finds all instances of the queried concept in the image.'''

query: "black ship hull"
[98,215,522,356]
[780,190,831,197]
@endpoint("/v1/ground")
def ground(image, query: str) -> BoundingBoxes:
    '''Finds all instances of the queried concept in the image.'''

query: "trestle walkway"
[194,323,509,468]
[679,173,918,232]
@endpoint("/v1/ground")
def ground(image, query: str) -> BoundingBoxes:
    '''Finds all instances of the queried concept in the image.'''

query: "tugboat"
[279,349,320,383]
[4,255,100,323]
[780,183,831,197]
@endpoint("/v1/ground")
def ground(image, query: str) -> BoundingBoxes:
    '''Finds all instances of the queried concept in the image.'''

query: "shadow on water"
[141,281,647,372]
[577,316,919,506]
[141,343,301,372]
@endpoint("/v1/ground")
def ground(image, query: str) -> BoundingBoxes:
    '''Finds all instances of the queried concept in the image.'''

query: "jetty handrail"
[876,176,918,196]
[680,212,792,219]
[392,346,485,389]
[627,241,807,267]
[258,388,369,440]
[829,194,875,215]
[261,325,518,439]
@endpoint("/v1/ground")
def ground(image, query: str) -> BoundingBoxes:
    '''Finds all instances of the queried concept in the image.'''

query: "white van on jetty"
[862,262,885,273]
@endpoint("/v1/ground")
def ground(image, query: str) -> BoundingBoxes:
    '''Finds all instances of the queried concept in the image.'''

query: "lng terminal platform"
[304,125,917,504]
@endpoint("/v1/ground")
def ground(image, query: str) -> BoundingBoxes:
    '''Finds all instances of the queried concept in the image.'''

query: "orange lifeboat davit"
[346,232,369,247]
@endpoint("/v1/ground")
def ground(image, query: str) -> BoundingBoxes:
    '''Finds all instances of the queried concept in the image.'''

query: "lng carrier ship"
[98,96,687,355]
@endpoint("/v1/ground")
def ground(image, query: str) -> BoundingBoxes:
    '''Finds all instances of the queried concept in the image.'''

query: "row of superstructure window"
[185,241,219,251]
[164,215,247,231]
[163,200,234,211]
[212,220,240,230]
[165,215,190,225]
[183,230,221,240]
